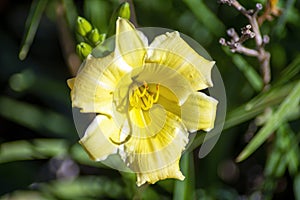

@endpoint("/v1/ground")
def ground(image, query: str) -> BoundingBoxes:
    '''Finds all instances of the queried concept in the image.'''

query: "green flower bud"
[98,33,106,44]
[76,16,92,37]
[88,28,100,45]
[76,42,92,60]
[118,2,130,20]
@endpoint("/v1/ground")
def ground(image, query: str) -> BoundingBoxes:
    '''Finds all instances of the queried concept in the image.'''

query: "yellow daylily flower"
[68,18,218,186]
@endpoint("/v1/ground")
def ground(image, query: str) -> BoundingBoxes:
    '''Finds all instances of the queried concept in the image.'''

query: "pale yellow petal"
[79,115,120,161]
[115,18,147,67]
[144,83,181,118]
[182,92,218,132]
[136,159,184,186]
[119,111,188,185]
[127,105,166,138]
[71,53,130,115]
[67,78,75,89]
[132,63,193,105]
[147,31,215,91]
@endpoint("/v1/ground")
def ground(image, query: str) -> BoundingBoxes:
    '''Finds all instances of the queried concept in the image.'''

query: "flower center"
[129,82,160,111]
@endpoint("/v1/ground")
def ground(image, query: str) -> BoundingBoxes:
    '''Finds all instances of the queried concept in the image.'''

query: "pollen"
[129,82,160,111]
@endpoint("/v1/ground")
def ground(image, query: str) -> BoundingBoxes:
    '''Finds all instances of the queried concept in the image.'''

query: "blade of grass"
[273,54,300,87]
[273,0,296,37]
[190,81,296,151]
[19,0,48,60]
[0,96,74,138]
[173,152,195,200]
[225,81,295,130]
[294,173,300,200]
[40,176,125,199]
[237,80,300,162]
[0,139,67,163]
[62,0,78,31]
[223,47,264,92]
[183,0,225,37]
[84,0,110,33]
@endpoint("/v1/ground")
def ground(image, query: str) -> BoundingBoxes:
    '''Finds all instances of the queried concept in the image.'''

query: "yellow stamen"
[129,83,160,111]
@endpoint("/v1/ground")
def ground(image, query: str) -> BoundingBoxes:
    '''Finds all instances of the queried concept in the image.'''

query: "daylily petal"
[136,159,184,186]
[115,18,147,67]
[127,105,166,138]
[71,53,130,115]
[67,78,75,90]
[79,114,120,161]
[182,92,218,132]
[120,110,188,185]
[132,63,193,105]
[147,31,215,91]
[143,83,181,118]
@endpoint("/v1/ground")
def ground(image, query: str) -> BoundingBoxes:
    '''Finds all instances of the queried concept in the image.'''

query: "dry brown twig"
[56,2,81,76]
[258,0,282,25]
[219,0,271,90]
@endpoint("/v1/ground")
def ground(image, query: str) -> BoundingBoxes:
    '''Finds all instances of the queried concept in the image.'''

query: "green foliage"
[19,0,48,60]
[237,80,300,162]
[173,152,195,200]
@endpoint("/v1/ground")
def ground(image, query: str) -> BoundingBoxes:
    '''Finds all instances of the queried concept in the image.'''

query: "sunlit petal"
[115,18,147,67]
[126,105,166,138]
[132,63,193,105]
[67,78,75,90]
[79,115,120,161]
[146,83,181,118]
[120,111,188,185]
[136,159,184,186]
[147,31,215,90]
[71,53,130,115]
[182,92,218,132]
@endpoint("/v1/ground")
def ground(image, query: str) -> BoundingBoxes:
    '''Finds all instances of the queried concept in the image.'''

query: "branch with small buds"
[219,0,271,89]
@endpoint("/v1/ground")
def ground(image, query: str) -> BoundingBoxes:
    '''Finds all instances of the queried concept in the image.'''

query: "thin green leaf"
[40,176,125,199]
[84,0,110,33]
[273,54,300,87]
[183,0,225,37]
[0,96,74,137]
[264,123,299,179]
[0,139,67,163]
[264,148,281,177]
[294,173,300,200]
[173,152,195,200]
[224,81,295,130]
[19,0,48,60]
[223,47,264,91]
[0,191,46,200]
[61,0,79,31]
[237,80,300,162]
[273,0,297,37]
[190,81,296,152]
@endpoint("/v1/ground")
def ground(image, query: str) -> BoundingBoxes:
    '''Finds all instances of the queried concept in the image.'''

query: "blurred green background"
[0,0,300,199]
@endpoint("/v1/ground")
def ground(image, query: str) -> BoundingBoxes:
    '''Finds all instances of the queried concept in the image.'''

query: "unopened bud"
[76,16,92,37]
[256,3,263,10]
[98,33,106,44]
[76,42,92,60]
[118,2,131,19]
[227,28,235,37]
[88,28,100,45]
[219,38,227,45]
[263,35,270,44]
